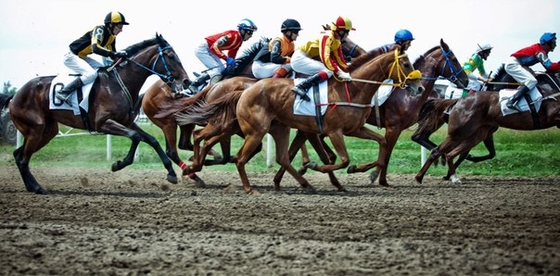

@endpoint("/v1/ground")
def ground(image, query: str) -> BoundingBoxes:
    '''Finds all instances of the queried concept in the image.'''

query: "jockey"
[463,43,493,91]
[186,19,257,95]
[56,11,129,106]
[371,29,415,55]
[291,16,354,101]
[251,19,302,79]
[505,32,560,111]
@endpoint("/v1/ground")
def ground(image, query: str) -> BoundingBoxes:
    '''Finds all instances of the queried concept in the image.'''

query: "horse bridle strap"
[128,45,176,83]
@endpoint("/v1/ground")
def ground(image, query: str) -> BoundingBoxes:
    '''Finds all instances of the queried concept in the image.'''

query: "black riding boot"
[186,73,210,96]
[55,78,83,106]
[506,85,530,111]
[292,73,323,102]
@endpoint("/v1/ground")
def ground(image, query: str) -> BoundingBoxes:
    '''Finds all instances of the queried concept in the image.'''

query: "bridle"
[422,46,466,87]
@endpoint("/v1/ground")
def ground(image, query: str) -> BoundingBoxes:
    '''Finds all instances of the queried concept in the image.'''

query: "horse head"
[122,33,189,93]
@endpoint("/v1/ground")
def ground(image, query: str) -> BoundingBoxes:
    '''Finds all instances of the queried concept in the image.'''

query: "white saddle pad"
[499,87,542,116]
[49,75,94,115]
[293,79,328,116]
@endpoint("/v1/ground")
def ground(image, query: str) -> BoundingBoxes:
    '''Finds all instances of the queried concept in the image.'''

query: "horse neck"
[349,55,399,104]
[117,50,157,95]
[415,57,440,101]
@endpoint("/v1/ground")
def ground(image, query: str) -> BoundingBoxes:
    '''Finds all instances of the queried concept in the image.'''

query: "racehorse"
[145,37,366,186]
[141,39,266,187]
[415,70,560,184]
[274,39,468,188]
[183,47,423,194]
[8,34,189,194]
[411,65,521,173]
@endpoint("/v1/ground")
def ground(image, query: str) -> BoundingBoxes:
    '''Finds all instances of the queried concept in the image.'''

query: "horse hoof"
[369,171,379,184]
[346,165,357,174]
[35,187,48,195]
[249,189,261,196]
[111,161,122,172]
[167,175,178,184]
[304,162,317,170]
[415,175,423,184]
[194,179,206,188]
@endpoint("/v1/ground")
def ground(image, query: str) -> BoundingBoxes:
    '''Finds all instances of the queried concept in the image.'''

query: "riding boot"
[55,78,83,106]
[186,73,210,96]
[292,73,323,102]
[506,85,530,111]
[272,67,290,78]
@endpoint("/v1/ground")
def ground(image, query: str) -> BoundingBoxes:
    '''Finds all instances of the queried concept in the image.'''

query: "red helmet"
[331,16,355,31]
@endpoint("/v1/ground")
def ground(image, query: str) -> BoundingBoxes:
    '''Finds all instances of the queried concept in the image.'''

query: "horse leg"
[178,124,195,151]
[269,125,315,193]
[369,128,402,187]
[305,132,345,192]
[106,121,178,184]
[343,128,388,185]
[464,134,496,163]
[13,120,58,194]
[415,146,443,184]
[272,130,307,190]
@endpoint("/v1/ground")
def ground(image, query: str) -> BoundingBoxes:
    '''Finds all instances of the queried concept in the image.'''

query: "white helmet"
[476,43,493,53]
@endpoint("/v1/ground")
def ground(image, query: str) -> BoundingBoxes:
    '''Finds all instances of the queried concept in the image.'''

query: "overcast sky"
[1,0,559,90]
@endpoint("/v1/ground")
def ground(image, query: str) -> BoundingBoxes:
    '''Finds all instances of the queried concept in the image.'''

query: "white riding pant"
[63,52,103,84]
[504,56,537,89]
[251,61,292,79]
[194,42,226,78]
[291,49,334,77]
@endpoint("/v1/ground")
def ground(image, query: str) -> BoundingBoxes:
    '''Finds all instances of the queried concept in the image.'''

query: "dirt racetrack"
[1,157,559,275]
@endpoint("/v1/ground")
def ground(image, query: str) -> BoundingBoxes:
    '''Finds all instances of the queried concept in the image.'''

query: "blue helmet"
[237,18,258,32]
[540,32,556,45]
[394,29,414,44]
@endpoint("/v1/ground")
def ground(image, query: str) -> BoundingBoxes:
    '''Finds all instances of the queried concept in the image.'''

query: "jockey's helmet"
[237,19,258,32]
[281,19,302,32]
[540,32,557,45]
[394,29,414,44]
[104,12,129,25]
[476,43,493,53]
[331,17,355,31]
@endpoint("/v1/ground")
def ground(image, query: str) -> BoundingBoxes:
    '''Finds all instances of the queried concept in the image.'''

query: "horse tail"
[0,94,14,110]
[175,90,243,126]
[153,89,212,119]
[417,98,458,133]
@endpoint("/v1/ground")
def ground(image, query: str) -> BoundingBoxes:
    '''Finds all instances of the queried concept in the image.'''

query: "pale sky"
[1,0,559,90]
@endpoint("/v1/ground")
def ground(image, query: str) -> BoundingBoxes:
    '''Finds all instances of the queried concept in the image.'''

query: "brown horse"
[193,48,423,194]
[411,65,527,175]
[274,39,468,188]
[140,40,265,187]
[144,37,366,186]
[415,70,560,184]
[8,34,189,194]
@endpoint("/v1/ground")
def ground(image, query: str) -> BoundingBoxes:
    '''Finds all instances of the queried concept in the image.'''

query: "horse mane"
[347,45,402,71]
[413,45,439,68]
[121,33,168,58]
[234,37,271,74]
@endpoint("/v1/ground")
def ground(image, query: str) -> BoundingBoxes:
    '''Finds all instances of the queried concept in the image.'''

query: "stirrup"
[291,87,310,101]
[55,93,72,106]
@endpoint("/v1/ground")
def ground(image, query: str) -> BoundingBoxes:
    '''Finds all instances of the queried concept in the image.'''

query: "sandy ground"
[1,154,559,275]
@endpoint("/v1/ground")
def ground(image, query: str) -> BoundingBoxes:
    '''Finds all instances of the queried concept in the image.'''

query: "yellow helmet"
[331,16,355,31]
[104,11,129,25]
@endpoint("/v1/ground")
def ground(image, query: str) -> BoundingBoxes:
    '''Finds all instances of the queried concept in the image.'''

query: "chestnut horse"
[181,48,424,194]
[415,70,560,184]
[275,39,469,188]
[143,37,366,187]
[9,34,189,194]
[141,40,265,187]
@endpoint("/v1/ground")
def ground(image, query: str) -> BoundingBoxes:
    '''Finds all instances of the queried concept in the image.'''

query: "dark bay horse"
[275,39,469,188]
[415,70,560,184]
[187,48,424,194]
[411,65,523,174]
[9,34,189,194]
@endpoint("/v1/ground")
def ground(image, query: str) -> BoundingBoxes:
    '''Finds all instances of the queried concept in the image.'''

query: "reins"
[111,43,178,113]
